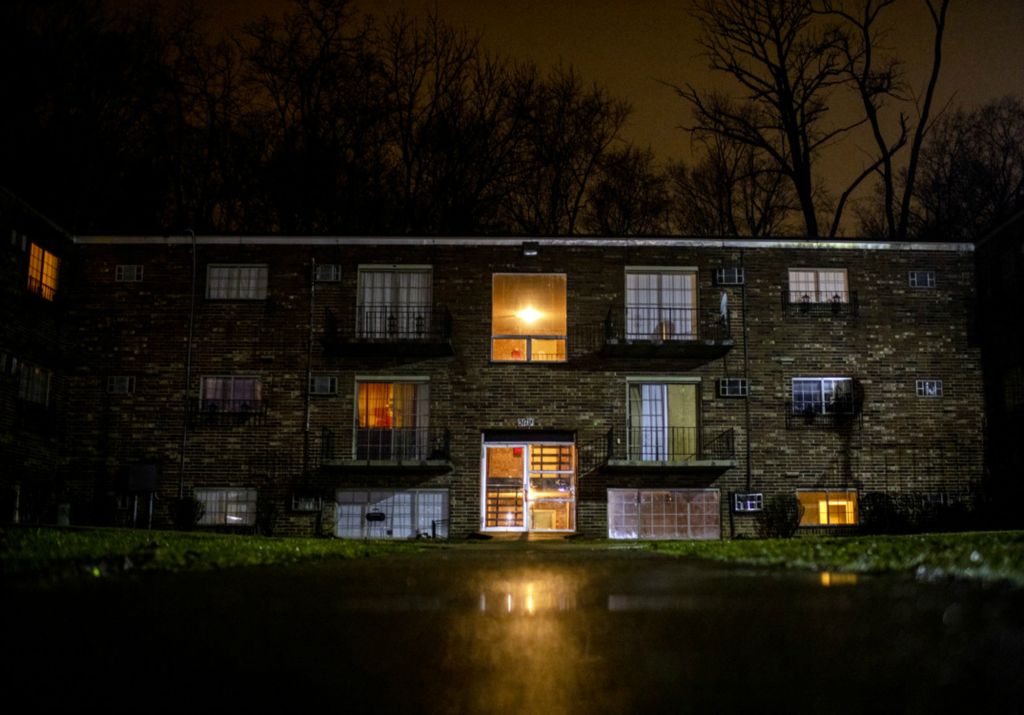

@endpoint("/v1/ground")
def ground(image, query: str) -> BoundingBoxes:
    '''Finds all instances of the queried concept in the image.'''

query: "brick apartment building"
[55,234,990,538]
[1,200,985,538]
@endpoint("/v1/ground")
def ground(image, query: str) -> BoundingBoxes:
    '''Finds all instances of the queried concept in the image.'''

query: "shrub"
[754,494,803,538]
[172,497,204,531]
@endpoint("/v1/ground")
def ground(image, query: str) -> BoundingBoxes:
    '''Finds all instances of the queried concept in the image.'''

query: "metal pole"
[178,230,197,500]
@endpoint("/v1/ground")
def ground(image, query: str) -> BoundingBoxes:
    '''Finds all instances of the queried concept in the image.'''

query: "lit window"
[27,243,60,301]
[492,274,566,362]
[627,381,699,461]
[791,377,855,415]
[625,270,697,340]
[908,270,936,288]
[206,264,267,300]
[788,268,848,303]
[607,489,720,540]
[195,488,257,527]
[357,266,432,338]
[335,489,448,539]
[916,379,943,397]
[18,362,51,405]
[200,376,263,413]
[797,490,858,526]
[356,381,430,460]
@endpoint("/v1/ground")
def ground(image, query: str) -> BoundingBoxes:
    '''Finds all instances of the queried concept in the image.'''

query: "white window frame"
[625,376,701,462]
[115,264,144,282]
[718,378,749,397]
[200,376,263,413]
[335,488,449,539]
[624,267,698,341]
[309,375,338,395]
[797,489,858,527]
[908,270,936,288]
[205,264,268,300]
[195,488,257,527]
[357,265,433,338]
[714,267,745,286]
[916,379,943,397]
[315,263,341,282]
[791,377,855,415]
[788,268,849,304]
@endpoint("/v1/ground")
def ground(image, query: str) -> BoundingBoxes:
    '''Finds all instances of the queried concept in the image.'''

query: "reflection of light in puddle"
[820,571,859,587]
[478,572,578,614]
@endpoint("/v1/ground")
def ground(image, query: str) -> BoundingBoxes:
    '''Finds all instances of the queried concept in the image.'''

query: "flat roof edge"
[72,235,975,252]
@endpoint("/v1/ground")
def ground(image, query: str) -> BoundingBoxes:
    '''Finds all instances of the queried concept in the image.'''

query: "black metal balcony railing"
[785,401,862,428]
[325,304,452,341]
[188,398,269,427]
[782,289,859,317]
[606,305,732,344]
[320,426,451,462]
[580,426,736,472]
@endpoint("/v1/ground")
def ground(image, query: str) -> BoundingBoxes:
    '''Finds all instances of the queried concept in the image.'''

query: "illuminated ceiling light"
[516,306,541,323]
[522,241,539,256]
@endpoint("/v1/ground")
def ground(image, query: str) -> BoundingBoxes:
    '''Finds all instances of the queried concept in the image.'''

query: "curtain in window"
[201,377,262,412]
[358,270,432,336]
[629,383,698,461]
[626,272,695,340]
[207,265,267,299]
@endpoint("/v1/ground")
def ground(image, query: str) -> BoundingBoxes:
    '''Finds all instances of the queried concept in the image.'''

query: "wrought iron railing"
[782,289,859,316]
[320,425,451,462]
[188,398,269,427]
[580,426,736,469]
[605,305,732,344]
[324,304,452,343]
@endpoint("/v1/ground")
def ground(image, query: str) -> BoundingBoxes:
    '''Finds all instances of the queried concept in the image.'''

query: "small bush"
[754,494,803,538]
[172,497,205,531]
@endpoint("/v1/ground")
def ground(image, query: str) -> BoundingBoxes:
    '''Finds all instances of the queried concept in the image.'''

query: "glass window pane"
[492,274,567,336]
[492,338,528,361]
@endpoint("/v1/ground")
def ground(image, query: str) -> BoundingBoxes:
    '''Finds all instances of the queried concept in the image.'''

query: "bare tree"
[669,130,796,236]
[504,65,630,235]
[584,145,671,236]
[677,0,950,238]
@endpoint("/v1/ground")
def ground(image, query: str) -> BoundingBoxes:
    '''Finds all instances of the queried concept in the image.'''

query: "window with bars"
[195,488,257,527]
[791,377,854,415]
[908,270,936,288]
[115,264,144,282]
[788,268,848,304]
[27,243,60,301]
[355,381,430,459]
[335,489,448,538]
[357,266,432,338]
[200,376,263,413]
[797,490,858,526]
[627,381,699,461]
[205,264,268,300]
[625,270,697,340]
[491,273,567,362]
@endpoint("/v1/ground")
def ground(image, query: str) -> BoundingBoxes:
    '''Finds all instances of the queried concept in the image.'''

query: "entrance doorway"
[482,441,576,533]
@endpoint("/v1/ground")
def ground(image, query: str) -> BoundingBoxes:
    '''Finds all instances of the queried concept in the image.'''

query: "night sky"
[193,0,1024,167]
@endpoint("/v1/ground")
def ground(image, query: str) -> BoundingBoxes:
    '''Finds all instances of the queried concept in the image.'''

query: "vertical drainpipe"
[304,258,315,477]
[178,230,197,500]
[741,248,753,492]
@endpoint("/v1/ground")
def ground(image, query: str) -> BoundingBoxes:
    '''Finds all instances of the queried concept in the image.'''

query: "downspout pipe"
[741,249,752,492]
[178,230,197,500]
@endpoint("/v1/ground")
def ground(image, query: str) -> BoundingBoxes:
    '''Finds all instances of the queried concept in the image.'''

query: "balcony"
[580,426,737,475]
[187,398,269,427]
[319,426,453,472]
[781,289,859,318]
[596,304,733,361]
[321,304,454,358]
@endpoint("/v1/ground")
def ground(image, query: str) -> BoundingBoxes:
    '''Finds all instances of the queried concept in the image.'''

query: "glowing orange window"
[491,274,567,362]
[27,243,60,301]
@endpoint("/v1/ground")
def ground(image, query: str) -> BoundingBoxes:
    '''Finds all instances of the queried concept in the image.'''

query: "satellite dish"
[719,291,728,319]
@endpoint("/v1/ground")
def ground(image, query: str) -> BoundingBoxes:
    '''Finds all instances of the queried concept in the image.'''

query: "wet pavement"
[4,543,1023,713]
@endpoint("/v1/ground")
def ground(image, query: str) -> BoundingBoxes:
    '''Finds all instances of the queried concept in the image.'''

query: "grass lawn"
[3,526,1023,587]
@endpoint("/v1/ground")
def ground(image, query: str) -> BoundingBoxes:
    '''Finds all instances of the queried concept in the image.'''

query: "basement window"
[492,274,566,362]
[797,490,858,526]
[195,488,257,527]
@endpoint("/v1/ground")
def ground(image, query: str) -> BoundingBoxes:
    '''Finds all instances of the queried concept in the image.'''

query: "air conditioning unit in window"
[718,378,749,397]
[115,264,144,282]
[315,264,341,282]
[309,375,337,395]
[733,492,764,513]
[715,267,745,286]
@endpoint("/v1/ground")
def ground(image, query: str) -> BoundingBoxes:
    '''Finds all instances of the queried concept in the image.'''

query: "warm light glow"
[820,572,859,587]
[516,306,542,324]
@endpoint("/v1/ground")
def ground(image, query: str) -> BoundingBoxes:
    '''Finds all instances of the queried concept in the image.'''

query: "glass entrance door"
[482,442,576,532]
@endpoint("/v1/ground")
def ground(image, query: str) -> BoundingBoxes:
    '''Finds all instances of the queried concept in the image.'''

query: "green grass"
[649,531,1024,585]
[0,526,438,582]
[4,527,1023,587]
